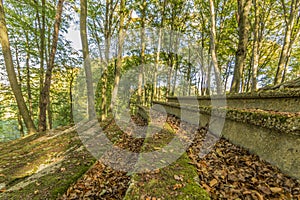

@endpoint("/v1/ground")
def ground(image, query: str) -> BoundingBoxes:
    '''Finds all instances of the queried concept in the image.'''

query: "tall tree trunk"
[34,0,46,97]
[230,0,252,93]
[251,0,259,91]
[69,69,74,124]
[111,0,125,109]
[0,0,37,134]
[153,0,166,101]
[138,0,146,104]
[80,0,96,121]
[275,0,300,84]
[209,0,222,94]
[101,0,115,120]
[38,0,65,131]
[25,32,33,116]
[15,43,25,137]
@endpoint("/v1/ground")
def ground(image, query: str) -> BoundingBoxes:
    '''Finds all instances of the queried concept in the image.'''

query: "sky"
[65,24,82,51]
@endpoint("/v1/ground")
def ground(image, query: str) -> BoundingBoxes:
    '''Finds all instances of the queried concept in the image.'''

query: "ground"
[0,114,299,199]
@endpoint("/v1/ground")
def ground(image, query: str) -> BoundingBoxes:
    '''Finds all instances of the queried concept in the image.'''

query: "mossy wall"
[149,102,300,180]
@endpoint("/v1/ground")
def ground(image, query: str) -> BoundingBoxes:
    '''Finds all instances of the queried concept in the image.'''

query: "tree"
[274,0,300,85]
[0,0,36,134]
[209,0,222,94]
[80,0,96,121]
[111,0,125,108]
[251,0,260,91]
[230,0,252,93]
[38,0,65,131]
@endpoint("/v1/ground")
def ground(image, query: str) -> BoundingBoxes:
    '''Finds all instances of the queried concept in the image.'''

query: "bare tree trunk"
[230,0,252,93]
[111,0,125,109]
[69,69,74,124]
[251,0,259,91]
[153,0,166,101]
[0,0,37,134]
[80,0,96,122]
[138,0,146,105]
[101,0,115,120]
[47,95,52,129]
[15,43,25,137]
[34,0,46,100]
[209,0,222,94]
[25,32,33,116]
[39,0,65,131]
[274,0,300,85]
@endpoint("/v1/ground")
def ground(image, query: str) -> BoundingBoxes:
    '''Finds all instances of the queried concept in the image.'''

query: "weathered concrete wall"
[142,102,300,180]
[167,90,300,112]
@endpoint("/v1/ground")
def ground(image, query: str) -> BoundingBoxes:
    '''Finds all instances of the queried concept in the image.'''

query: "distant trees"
[1,0,300,137]
[0,0,37,134]
[274,0,300,85]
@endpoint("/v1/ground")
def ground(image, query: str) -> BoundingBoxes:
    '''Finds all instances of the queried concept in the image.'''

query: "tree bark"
[274,0,300,85]
[138,0,146,104]
[80,0,96,121]
[153,0,166,101]
[38,0,65,131]
[25,32,33,117]
[209,0,222,94]
[15,43,25,137]
[251,0,259,91]
[111,0,125,109]
[0,0,37,134]
[230,0,252,93]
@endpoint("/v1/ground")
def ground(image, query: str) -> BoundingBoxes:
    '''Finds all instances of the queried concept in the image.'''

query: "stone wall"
[140,102,300,180]
[167,90,300,112]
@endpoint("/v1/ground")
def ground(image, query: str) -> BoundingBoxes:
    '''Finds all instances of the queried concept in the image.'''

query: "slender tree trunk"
[172,55,178,96]
[209,0,222,94]
[138,0,146,104]
[230,0,252,93]
[80,0,96,121]
[69,69,74,124]
[101,0,115,120]
[111,0,125,109]
[25,32,33,116]
[153,0,166,101]
[0,0,37,134]
[38,0,65,131]
[251,0,259,91]
[47,95,52,129]
[15,43,25,136]
[224,58,232,93]
[34,0,46,97]
[274,0,300,85]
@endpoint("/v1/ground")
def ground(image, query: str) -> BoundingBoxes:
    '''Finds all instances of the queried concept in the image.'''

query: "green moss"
[124,121,210,200]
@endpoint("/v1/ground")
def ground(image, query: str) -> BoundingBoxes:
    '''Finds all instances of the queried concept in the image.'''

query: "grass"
[124,119,210,200]
[0,124,96,200]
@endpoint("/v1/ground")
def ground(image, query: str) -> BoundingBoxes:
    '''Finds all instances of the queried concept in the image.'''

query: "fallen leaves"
[186,122,300,200]
[209,179,218,187]
[59,115,300,200]
[174,174,184,181]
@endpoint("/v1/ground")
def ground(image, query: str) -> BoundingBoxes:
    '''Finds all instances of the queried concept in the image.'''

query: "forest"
[0,0,299,139]
[1,0,300,199]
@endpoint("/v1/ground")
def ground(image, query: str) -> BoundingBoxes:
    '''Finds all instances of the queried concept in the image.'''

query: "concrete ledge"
[146,102,300,180]
[153,101,300,135]
[167,90,300,112]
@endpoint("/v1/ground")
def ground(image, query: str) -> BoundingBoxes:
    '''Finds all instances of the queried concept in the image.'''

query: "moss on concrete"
[124,118,210,200]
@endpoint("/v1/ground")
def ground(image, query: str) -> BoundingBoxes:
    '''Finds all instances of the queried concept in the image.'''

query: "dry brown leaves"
[187,121,300,200]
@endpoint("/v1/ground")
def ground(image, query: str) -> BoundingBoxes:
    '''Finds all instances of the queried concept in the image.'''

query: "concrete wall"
[167,91,300,112]
[139,103,300,180]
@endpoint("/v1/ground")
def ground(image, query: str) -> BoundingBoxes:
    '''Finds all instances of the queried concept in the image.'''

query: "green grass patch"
[124,120,210,200]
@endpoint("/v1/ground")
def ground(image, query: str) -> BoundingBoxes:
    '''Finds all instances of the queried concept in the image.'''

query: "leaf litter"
[60,114,300,199]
